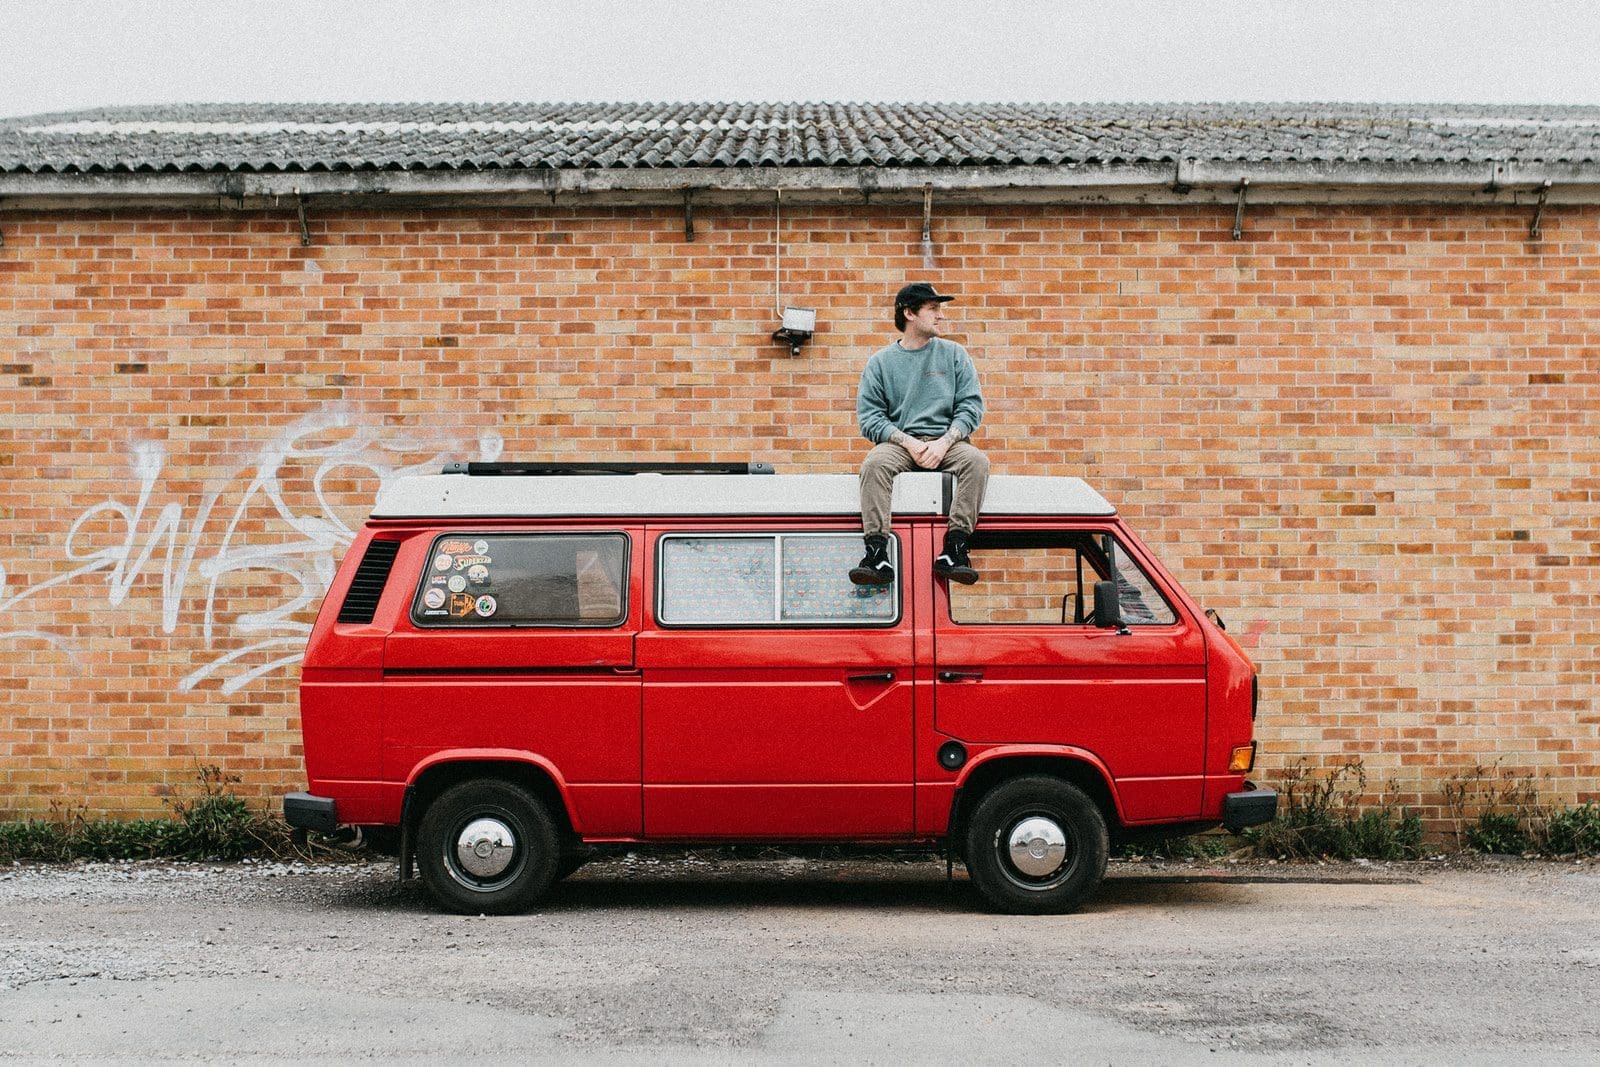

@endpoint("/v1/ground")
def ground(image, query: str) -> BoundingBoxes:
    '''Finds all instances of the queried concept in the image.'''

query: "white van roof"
[371,471,1115,519]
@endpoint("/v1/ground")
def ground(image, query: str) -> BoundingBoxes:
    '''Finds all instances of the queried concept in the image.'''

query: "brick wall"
[1,201,1596,826]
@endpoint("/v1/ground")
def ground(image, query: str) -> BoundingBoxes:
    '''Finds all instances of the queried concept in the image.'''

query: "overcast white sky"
[3,0,1597,119]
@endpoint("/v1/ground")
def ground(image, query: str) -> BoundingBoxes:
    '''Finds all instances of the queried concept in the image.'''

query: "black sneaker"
[933,531,979,585]
[849,535,895,586]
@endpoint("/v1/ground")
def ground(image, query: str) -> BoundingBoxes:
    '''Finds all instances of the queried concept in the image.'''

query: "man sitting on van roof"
[851,282,990,587]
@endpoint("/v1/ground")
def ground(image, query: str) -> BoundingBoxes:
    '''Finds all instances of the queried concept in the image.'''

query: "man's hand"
[892,433,928,465]
[914,437,950,470]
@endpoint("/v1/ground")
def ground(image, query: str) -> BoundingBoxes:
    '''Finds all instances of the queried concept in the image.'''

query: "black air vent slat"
[337,539,401,624]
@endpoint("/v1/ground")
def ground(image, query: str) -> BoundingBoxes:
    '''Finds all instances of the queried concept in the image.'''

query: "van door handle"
[847,671,896,684]
[939,671,983,683]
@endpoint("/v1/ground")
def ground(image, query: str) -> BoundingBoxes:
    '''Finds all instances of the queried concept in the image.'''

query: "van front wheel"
[964,776,1108,914]
[417,780,558,915]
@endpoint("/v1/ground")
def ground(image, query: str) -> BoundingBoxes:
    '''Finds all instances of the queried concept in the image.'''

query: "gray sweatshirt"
[856,338,985,445]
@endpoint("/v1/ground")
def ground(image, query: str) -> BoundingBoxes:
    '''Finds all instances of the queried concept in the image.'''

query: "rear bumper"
[283,792,339,833]
[1222,786,1278,832]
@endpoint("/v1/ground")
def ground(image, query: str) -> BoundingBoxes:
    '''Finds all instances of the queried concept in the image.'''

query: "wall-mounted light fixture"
[771,306,815,357]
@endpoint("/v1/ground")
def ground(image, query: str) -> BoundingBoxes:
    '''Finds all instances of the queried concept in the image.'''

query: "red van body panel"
[299,528,390,787]
[292,497,1265,854]
[1198,624,1259,818]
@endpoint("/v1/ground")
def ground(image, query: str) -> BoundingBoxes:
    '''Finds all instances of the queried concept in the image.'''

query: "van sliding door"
[637,525,916,838]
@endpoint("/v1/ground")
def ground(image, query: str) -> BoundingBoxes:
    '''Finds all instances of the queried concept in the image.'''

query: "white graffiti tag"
[0,413,502,694]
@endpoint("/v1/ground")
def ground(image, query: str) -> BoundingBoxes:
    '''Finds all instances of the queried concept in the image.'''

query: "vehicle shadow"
[544,870,967,912]
[326,861,1275,915]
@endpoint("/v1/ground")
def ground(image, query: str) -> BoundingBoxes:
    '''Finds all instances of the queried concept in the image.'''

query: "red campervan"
[285,462,1275,914]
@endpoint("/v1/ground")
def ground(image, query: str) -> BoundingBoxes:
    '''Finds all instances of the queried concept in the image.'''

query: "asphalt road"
[2,852,1597,1063]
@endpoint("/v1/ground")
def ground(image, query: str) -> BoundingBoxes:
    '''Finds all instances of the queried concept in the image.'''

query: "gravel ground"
[2,851,1598,1063]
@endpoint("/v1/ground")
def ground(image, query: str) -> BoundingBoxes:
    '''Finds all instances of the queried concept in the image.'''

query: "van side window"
[949,530,1177,626]
[658,533,898,626]
[411,533,628,627]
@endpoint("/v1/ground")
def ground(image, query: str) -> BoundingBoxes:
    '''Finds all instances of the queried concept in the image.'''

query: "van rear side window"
[657,533,898,626]
[411,533,628,627]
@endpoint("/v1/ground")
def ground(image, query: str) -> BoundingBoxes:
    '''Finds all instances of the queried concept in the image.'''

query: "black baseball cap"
[894,282,956,308]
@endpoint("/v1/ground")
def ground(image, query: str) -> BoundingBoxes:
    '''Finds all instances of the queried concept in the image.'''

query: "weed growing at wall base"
[0,765,297,864]
[1543,803,1600,856]
[1446,762,1600,857]
[1242,758,1425,861]
[1233,758,1600,861]
[166,765,295,861]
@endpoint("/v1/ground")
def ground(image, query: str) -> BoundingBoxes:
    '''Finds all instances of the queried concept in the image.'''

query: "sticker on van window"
[411,532,629,629]
[423,588,446,610]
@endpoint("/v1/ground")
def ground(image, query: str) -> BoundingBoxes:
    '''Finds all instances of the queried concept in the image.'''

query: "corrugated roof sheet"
[4,101,1600,175]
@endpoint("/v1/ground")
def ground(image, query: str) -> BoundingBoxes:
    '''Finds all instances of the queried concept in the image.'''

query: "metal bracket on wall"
[1232,178,1250,240]
[683,187,695,241]
[1529,180,1552,240]
[295,195,312,247]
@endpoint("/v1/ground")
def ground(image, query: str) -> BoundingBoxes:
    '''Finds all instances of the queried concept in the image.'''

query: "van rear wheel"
[417,780,558,915]
[964,776,1108,915]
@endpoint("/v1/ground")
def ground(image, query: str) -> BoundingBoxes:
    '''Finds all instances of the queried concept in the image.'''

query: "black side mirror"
[1092,581,1123,630]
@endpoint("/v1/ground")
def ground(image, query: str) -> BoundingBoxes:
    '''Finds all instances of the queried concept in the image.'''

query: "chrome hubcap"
[454,817,517,880]
[1007,816,1068,878]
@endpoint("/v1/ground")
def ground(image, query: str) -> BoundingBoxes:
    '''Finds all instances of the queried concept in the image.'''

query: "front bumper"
[283,792,339,833]
[1222,786,1278,832]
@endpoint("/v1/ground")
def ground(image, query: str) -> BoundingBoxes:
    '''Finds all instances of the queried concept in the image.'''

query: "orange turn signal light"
[1229,743,1257,773]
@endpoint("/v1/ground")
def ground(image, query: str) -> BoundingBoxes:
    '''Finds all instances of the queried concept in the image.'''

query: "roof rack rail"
[439,461,776,476]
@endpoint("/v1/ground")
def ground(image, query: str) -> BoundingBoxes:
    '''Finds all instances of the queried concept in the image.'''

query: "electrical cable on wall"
[768,188,815,356]
[921,185,935,269]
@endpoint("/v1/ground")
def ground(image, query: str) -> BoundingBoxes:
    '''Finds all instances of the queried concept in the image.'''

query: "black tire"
[416,780,559,915]
[964,775,1109,915]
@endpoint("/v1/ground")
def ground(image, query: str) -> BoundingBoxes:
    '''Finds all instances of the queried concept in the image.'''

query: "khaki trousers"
[859,440,990,539]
